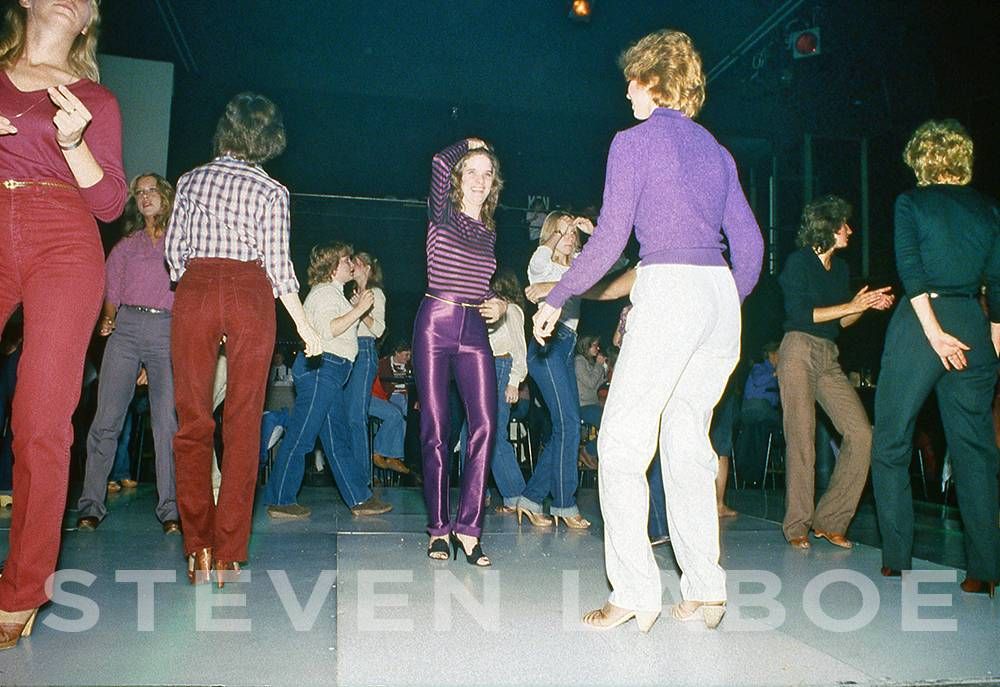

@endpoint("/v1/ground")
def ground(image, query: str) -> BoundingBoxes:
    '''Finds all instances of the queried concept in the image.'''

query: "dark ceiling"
[95,1,999,205]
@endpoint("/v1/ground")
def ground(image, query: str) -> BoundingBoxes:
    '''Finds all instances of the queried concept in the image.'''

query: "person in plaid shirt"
[165,92,321,588]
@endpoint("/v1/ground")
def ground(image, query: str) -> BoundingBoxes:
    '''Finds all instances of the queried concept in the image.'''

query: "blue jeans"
[460,356,527,507]
[110,393,149,481]
[264,352,371,508]
[579,403,602,457]
[521,324,580,516]
[345,337,378,479]
[647,455,669,539]
[369,396,405,458]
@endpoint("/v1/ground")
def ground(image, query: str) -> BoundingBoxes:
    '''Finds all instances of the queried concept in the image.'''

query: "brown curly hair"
[213,92,287,165]
[619,29,706,118]
[307,242,353,287]
[449,148,504,231]
[796,195,852,253]
[903,119,973,187]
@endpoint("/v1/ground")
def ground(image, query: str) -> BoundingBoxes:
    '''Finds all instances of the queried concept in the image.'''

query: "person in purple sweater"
[75,173,180,535]
[416,138,509,566]
[534,29,763,632]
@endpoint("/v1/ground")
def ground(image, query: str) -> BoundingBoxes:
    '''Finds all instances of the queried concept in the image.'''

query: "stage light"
[789,27,821,58]
[569,0,591,22]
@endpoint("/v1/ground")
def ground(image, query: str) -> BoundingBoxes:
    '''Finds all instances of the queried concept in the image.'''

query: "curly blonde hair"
[307,242,353,287]
[449,148,504,231]
[0,0,102,82]
[903,119,973,187]
[122,173,174,236]
[619,29,705,118]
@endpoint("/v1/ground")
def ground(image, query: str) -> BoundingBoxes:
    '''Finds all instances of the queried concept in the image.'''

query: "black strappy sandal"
[427,537,450,560]
[451,533,491,567]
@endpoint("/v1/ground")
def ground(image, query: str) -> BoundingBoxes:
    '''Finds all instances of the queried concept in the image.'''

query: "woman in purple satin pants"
[415,138,508,566]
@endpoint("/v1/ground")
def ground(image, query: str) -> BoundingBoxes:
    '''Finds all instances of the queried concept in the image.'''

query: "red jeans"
[0,181,104,610]
[171,259,275,562]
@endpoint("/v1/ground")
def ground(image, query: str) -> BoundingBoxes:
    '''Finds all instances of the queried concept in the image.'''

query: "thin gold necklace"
[1,94,50,120]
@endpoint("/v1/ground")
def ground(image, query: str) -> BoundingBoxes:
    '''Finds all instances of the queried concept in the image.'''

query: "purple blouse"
[105,231,175,311]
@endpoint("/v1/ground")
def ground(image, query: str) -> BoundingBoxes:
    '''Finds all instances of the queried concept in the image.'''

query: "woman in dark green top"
[777,196,894,550]
[872,120,1000,596]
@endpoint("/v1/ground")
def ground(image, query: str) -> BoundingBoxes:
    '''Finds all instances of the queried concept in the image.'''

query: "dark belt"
[122,304,170,314]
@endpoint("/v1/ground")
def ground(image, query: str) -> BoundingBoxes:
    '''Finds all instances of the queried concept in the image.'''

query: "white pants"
[599,264,739,611]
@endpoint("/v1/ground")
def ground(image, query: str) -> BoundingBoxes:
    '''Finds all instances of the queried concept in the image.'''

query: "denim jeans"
[579,403,602,457]
[460,356,526,507]
[521,323,580,515]
[111,392,150,482]
[345,336,378,478]
[647,455,669,539]
[369,396,405,458]
[264,352,371,508]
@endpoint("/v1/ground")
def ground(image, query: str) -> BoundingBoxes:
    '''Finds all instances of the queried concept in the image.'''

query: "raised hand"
[354,289,375,314]
[47,85,92,148]
[573,217,595,235]
[524,282,555,304]
[851,285,893,313]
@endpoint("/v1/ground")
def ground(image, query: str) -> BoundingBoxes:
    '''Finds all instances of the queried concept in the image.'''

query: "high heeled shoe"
[553,513,591,530]
[450,533,490,567]
[582,602,659,633]
[214,560,241,589]
[960,576,997,598]
[427,536,450,560]
[516,506,553,528]
[0,608,38,651]
[186,547,212,585]
[670,601,726,629]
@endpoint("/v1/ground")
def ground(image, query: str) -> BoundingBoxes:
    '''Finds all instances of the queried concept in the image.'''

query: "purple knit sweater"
[546,108,763,308]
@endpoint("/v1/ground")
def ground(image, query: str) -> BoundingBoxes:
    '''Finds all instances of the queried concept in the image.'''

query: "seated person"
[376,340,412,416]
[736,341,782,485]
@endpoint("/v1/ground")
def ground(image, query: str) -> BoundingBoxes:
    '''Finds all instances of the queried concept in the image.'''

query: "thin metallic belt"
[122,304,170,314]
[3,179,76,190]
[424,293,479,308]
[929,291,978,299]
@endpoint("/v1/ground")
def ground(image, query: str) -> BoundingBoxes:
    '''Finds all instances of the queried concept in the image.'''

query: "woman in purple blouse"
[416,138,508,566]
[534,29,763,632]
[75,173,181,535]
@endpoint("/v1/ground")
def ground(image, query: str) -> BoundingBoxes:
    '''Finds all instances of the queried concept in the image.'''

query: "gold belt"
[425,293,478,308]
[3,179,76,190]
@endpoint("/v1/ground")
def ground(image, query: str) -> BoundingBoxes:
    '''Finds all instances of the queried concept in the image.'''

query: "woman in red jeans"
[0,0,126,649]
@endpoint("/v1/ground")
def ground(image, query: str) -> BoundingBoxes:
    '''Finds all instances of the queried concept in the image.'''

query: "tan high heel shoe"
[516,506,553,528]
[186,547,212,585]
[553,513,591,529]
[670,601,726,629]
[0,608,38,651]
[582,602,659,633]
[213,561,242,589]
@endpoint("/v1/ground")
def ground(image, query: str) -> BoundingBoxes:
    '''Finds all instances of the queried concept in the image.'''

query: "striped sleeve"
[428,140,468,224]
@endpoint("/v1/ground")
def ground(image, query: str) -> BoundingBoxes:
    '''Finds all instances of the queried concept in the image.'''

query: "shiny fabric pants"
[600,265,739,611]
[413,297,496,538]
[873,298,1000,580]
[171,259,275,562]
[0,183,104,610]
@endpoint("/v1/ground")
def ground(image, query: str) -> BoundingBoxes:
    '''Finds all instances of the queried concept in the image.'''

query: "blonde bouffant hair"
[619,29,706,118]
[903,119,973,187]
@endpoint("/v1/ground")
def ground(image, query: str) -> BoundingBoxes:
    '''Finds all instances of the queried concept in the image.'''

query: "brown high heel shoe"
[960,577,997,598]
[186,547,212,585]
[516,506,553,528]
[214,561,242,589]
[553,513,591,529]
[0,608,38,651]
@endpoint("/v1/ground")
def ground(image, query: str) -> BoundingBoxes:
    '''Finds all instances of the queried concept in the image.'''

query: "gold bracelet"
[58,137,84,151]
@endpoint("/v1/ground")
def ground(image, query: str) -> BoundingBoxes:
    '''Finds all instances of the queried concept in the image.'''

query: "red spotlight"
[569,0,592,22]
[789,27,821,58]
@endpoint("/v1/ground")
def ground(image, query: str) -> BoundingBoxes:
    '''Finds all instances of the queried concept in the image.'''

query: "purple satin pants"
[413,296,497,537]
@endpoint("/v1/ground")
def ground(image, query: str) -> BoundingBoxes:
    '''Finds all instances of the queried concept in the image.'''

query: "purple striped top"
[546,108,763,308]
[425,141,497,303]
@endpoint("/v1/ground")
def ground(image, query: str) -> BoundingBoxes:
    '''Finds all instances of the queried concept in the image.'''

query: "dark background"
[95,0,1000,368]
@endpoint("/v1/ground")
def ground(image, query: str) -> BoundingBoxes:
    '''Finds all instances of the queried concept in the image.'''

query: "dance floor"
[0,484,997,686]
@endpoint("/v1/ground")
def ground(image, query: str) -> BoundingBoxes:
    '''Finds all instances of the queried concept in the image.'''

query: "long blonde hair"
[0,1,102,82]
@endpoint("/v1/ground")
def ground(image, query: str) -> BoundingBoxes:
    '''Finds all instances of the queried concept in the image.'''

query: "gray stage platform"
[0,485,997,686]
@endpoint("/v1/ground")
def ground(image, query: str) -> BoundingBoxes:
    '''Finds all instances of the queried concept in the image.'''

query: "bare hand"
[532,302,562,344]
[0,115,16,136]
[354,289,375,314]
[928,329,970,371]
[47,85,91,147]
[467,137,488,150]
[299,324,324,357]
[98,315,115,336]
[525,282,555,304]
[136,368,148,386]
[504,385,519,404]
[596,353,608,367]
[478,297,507,324]
[851,285,894,313]
[573,217,595,235]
